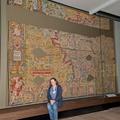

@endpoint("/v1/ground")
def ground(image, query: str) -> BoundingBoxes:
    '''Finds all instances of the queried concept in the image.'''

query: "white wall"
[114,21,120,93]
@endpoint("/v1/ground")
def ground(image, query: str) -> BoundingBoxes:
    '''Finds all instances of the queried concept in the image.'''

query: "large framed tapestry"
[8,19,116,105]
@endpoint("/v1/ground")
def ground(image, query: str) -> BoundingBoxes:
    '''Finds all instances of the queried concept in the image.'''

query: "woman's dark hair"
[49,77,59,88]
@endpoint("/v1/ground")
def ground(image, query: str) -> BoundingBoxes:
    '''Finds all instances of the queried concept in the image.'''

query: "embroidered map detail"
[8,0,110,30]
[43,1,110,30]
[7,0,42,12]
[8,21,116,106]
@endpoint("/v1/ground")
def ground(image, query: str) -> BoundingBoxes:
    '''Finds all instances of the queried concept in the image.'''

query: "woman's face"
[50,79,57,86]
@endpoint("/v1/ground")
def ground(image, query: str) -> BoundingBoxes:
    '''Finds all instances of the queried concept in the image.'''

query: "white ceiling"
[51,0,120,17]
[102,0,120,16]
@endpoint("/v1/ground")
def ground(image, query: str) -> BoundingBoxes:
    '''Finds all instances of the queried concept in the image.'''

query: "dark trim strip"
[96,11,120,22]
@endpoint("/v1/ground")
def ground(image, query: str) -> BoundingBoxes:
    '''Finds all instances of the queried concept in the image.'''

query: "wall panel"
[0,0,117,108]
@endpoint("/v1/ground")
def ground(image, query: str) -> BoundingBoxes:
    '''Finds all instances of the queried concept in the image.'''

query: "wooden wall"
[0,96,120,120]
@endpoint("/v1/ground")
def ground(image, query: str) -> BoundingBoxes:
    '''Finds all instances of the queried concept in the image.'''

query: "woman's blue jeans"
[47,102,58,120]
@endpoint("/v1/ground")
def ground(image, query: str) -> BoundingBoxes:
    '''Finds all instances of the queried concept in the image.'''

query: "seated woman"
[47,77,63,120]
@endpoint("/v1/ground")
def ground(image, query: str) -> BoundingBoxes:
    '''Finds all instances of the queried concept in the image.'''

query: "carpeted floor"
[61,107,120,120]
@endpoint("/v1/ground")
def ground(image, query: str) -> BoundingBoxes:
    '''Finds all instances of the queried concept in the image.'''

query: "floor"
[61,107,120,120]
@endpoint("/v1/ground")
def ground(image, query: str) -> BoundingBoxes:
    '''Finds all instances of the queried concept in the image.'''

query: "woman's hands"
[50,100,56,105]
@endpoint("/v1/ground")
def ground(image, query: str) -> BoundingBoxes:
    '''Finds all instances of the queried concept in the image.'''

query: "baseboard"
[21,102,120,120]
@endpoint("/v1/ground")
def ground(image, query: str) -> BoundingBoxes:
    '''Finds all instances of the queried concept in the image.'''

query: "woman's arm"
[55,85,62,102]
[47,88,51,102]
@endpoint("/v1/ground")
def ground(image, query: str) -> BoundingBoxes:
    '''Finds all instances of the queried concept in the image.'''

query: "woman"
[47,78,63,120]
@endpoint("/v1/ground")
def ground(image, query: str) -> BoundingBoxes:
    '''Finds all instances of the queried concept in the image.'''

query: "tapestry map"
[8,0,116,106]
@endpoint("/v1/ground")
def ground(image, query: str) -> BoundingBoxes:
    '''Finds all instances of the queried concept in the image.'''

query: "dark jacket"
[47,85,63,107]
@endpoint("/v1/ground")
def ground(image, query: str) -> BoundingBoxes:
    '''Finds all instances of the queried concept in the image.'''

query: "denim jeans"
[47,102,58,120]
